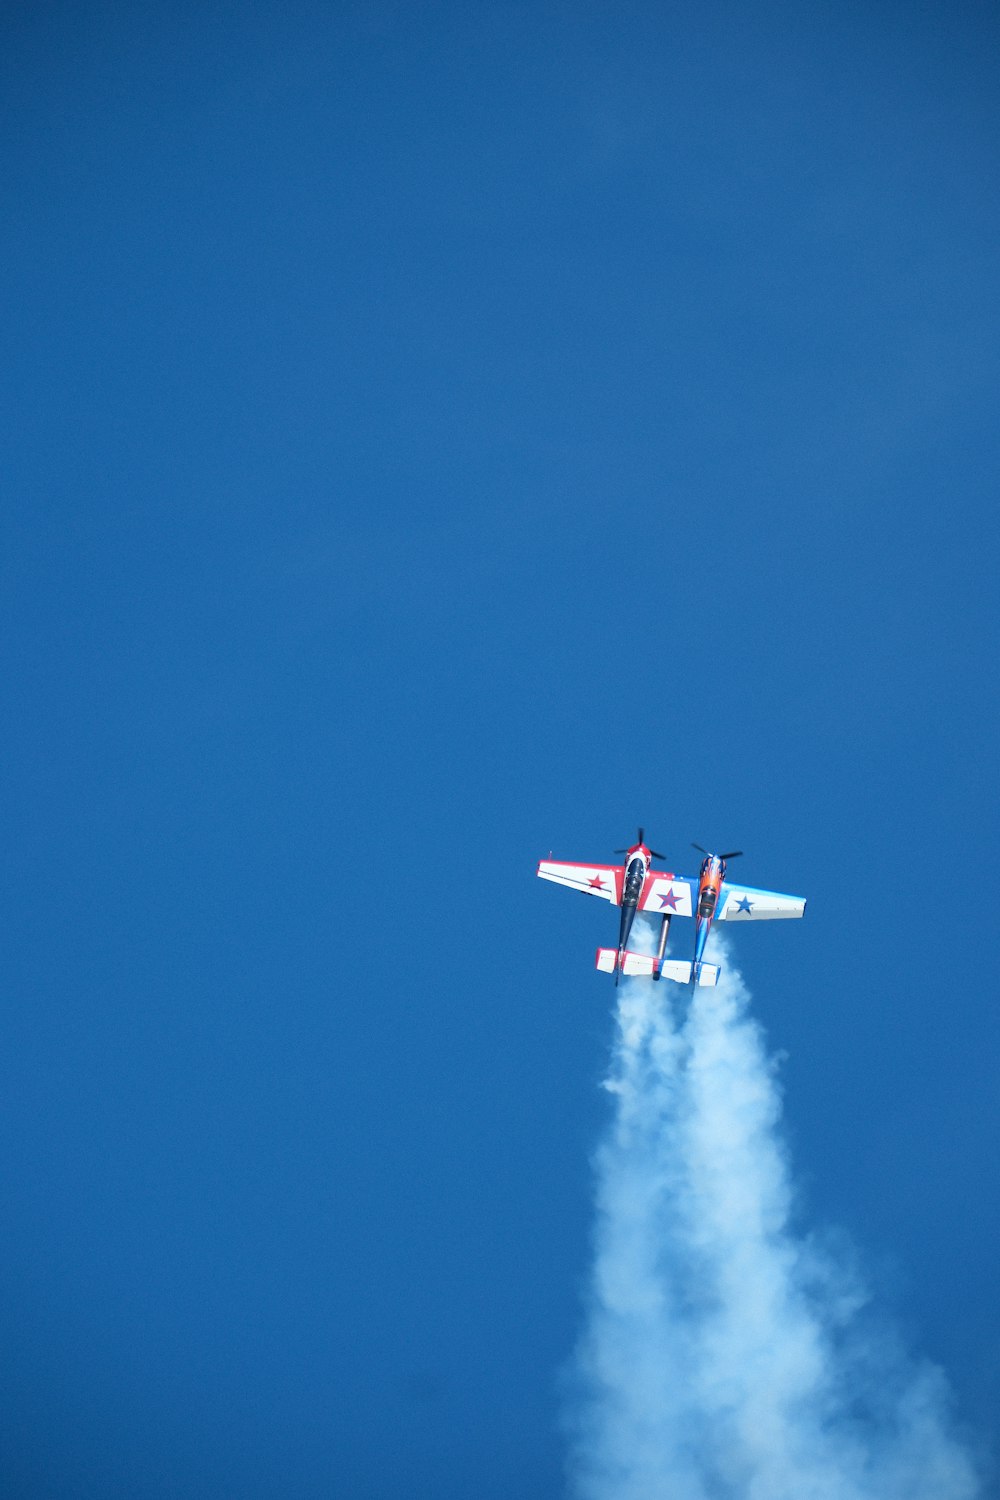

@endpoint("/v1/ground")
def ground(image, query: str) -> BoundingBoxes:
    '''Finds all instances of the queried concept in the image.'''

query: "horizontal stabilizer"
[595,950,721,985]
[660,959,720,987]
[595,948,657,977]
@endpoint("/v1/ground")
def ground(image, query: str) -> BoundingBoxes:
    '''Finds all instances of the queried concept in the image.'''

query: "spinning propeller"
[615,827,667,859]
[692,843,743,860]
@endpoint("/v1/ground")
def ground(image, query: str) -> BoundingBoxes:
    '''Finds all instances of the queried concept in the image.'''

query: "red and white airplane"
[537,829,805,985]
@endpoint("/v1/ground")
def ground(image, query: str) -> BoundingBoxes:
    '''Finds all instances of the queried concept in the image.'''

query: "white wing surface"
[717,883,806,921]
[536,861,623,905]
[638,874,695,917]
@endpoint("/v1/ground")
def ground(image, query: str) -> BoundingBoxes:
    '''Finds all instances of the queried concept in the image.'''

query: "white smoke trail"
[565,933,982,1499]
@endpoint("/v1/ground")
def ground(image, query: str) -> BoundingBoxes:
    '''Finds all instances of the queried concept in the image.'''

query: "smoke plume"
[565,934,982,1499]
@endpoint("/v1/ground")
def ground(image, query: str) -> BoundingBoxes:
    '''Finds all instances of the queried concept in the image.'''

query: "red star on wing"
[658,886,680,910]
[588,874,607,892]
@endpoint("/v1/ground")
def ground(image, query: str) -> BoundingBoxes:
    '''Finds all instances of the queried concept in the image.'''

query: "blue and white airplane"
[537,831,806,985]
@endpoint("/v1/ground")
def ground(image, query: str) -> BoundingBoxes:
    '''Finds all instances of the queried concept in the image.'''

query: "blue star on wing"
[735,895,753,914]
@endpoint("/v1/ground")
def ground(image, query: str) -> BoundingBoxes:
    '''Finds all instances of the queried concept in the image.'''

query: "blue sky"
[2,2,999,1495]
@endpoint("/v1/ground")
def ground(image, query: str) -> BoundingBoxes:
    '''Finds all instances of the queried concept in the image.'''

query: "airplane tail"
[595,949,721,986]
[596,948,655,977]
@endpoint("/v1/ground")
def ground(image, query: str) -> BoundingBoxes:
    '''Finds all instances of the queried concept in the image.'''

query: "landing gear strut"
[655,913,672,977]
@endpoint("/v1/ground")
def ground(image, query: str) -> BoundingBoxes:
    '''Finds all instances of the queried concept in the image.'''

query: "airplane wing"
[536,860,623,905]
[716,883,806,921]
[638,873,695,916]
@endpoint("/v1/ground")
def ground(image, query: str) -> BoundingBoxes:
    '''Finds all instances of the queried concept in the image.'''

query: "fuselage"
[617,841,651,966]
[693,853,728,967]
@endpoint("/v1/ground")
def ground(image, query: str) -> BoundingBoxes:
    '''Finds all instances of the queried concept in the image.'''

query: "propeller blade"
[719,850,743,860]
[691,842,708,855]
[649,848,667,859]
[637,826,644,844]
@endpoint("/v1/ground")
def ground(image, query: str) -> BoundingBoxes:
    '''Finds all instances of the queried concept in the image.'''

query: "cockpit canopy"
[623,856,646,904]
[698,885,719,918]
